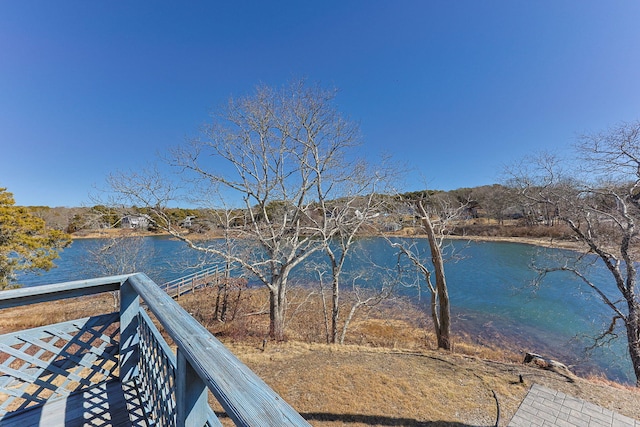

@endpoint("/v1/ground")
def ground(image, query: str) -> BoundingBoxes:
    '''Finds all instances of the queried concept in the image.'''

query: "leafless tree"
[388,196,467,350]
[470,184,519,225]
[506,121,640,386]
[338,268,398,345]
[29,207,84,232]
[313,161,395,344]
[205,201,248,323]
[310,244,400,345]
[84,232,154,307]
[107,80,368,341]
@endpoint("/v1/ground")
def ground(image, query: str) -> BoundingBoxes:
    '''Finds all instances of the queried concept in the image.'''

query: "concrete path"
[509,384,639,427]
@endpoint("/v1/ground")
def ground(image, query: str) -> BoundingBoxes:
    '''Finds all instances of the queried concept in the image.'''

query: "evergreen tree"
[0,188,71,289]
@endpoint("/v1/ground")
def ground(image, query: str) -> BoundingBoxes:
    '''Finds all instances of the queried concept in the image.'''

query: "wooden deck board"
[0,380,148,427]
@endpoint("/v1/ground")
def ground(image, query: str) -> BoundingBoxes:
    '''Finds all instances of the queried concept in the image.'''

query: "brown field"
[1,287,638,426]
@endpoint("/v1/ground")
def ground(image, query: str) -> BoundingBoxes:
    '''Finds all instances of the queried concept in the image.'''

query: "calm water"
[17,236,635,384]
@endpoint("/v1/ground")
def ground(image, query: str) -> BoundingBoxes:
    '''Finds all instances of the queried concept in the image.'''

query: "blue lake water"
[16,235,635,384]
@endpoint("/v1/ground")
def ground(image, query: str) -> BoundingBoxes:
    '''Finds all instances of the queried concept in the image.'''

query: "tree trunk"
[220,285,230,322]
[331,273,340,344]
[268,281,287,341]
[625,300,640,386]
[418,201,451,350]
[213,284,222,320]
[339,302,363,345]
[429,291,441,343]
[318,279,331,344]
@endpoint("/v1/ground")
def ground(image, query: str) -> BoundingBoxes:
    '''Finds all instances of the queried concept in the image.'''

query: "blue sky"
[2,1,640,207]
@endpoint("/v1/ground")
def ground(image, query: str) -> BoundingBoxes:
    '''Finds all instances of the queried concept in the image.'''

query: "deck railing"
[0,273,310,427]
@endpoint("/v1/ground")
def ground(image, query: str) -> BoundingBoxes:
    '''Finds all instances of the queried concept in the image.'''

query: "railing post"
[119,277,140,382]
[176,349,209,427]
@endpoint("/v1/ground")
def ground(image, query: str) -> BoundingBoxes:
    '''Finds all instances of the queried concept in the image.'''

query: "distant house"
[180,216,197,228]
[120,214,151,229]
[383,222,402,232]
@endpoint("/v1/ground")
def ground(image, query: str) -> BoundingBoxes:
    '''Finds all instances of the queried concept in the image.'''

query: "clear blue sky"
[2,1,640,207]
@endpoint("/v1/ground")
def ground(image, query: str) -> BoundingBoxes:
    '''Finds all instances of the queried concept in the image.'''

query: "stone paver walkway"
[509,384,639,427]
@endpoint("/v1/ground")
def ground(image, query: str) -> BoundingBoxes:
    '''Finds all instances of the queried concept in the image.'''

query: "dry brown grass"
[0,293,115,334]
[217,341,640,426]
[1,288,638,426]
[230,343,522,426]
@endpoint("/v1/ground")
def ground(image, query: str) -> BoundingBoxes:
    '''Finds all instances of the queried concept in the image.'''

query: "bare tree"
[108,80,366,341]
[84,232,154,307]
[314,164,394,344]
[338,267,398,345]
[389,196,467,350]
[470,184,518,226]
[309,243,400,345]
[506,121,640,386]
[206,201,248,323]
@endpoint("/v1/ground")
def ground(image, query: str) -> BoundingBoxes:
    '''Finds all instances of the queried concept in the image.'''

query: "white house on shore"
[120,214,151,229]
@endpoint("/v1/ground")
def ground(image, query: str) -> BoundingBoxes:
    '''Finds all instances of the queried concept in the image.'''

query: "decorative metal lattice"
[0,312,120,416]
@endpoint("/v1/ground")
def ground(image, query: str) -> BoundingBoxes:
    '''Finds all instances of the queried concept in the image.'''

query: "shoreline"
[71,229,173,239]
[445,234,585,251]
[71,228,586,252]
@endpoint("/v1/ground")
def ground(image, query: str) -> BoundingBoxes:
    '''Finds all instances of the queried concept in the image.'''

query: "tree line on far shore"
[23,182,578,240]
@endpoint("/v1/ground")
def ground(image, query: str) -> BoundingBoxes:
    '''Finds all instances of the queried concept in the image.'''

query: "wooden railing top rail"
[0,275,131,310]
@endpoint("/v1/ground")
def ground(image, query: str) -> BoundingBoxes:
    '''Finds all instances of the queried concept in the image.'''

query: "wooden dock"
[162,266,221,300]
[0,274,310,427]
